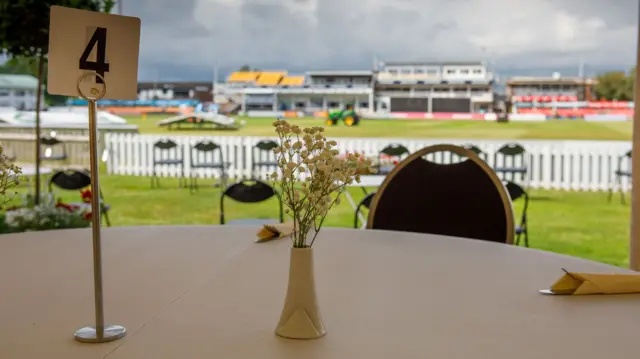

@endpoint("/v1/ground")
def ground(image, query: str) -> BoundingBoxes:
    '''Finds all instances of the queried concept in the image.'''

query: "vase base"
[275,331,327,340]
[275,308,326,339]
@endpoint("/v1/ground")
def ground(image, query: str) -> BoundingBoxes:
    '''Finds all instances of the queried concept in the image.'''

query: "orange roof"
[227,71,260,83]
[279,76,305,86]
[255,72,286,86]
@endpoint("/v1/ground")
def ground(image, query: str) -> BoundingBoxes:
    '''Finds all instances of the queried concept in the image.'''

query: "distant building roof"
[0,74,39,90]
[306,70,373,77]
[507,76,595,85]
[381,61,485,67]
[137,82,212,91]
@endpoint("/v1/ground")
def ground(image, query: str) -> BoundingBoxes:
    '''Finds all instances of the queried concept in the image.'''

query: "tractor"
[325,105,360,127]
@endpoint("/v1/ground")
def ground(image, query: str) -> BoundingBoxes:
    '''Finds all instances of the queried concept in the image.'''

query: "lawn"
[41,174,632,268]
[122,114,633,141]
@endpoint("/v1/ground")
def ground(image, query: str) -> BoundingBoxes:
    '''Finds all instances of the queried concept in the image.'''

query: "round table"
[0,226,638,359]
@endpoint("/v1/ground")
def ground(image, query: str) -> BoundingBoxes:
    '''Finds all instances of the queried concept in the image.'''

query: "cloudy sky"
[122,0,638,81]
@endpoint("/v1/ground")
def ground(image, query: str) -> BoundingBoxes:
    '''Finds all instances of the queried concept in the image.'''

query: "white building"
[0,74,44,111]
[219,61,495,115]
[220,71,374,114]
[375,61,495,113]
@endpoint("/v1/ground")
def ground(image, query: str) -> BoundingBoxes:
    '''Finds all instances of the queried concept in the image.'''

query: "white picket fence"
[104,132,633,192]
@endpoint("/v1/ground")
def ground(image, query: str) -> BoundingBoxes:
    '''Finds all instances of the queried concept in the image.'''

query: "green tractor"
[325,105,360,127]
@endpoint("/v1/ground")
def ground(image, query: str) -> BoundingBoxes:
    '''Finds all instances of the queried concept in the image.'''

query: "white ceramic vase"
[275,246,326,339]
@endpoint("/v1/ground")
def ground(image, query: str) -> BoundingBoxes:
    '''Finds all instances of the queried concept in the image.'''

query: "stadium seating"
[279,76,305,86]
[255,72,286,86]
[227,72,260,83]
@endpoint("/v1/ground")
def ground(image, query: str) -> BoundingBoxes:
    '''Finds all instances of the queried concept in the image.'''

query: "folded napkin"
[256,222,294,243]
[550,270,640,295]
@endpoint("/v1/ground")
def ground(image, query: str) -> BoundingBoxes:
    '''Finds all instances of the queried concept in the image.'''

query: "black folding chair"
[220,179,284,225]
[354,192,375,229]
[608,149,632,204]
[504,181,529,247]
[189,141,229,192]
[151,139,185,189]
[378,143,410,175]
[48,169,111,226]
[464,144,488,162]
[493,143,528,185]
[40,136,68,165]
[251,140,279,179]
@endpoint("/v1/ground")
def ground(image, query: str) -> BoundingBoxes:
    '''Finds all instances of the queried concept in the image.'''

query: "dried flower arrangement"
[270,119,372,248]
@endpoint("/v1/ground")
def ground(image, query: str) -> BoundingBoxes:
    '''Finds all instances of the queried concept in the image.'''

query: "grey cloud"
[125,0,638,81]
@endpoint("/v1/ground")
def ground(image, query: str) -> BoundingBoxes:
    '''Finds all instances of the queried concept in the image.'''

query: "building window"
[0,90,8,97]
[460,69,469,74]
[473,69,482,74]
[359,102,369,108]
[387,69,398,75]
[446,69,456,74]
[14,90,25,96]
[400,68,412,75]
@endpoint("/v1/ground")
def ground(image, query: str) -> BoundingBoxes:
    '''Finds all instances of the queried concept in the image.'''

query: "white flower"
[271,119,373,248]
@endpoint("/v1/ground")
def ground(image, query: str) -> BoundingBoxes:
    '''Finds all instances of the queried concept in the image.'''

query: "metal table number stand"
[73,72,126,343]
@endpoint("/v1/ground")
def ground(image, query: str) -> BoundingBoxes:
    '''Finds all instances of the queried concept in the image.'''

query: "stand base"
[74,325,126,343]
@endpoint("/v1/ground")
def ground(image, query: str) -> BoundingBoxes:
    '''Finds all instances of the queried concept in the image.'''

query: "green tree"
[594,69,634,101]
[0,0,114,204]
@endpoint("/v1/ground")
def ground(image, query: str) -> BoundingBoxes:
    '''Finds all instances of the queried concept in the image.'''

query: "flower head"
[0,144,21,205]
[271,120,372,248]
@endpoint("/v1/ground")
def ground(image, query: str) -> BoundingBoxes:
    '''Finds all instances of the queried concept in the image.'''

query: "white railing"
[104,133,632,192]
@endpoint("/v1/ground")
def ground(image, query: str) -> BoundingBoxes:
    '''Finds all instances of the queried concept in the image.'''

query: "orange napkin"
[255,222,294,243]
[550,271,640,295]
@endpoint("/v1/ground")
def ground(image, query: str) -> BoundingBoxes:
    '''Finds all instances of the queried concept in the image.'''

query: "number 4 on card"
[79,27,109,84]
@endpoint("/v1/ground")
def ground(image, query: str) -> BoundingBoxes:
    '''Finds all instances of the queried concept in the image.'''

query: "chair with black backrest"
[40,136,68,166]
[48,169,111,226]
[220,179,284,225]
[504,180,529,247]
[367,144,515,244]
[493,143,528,185]
[608,149,632,204]
[189,141,229,192]
[252,140,279,179]
[151,139,185,189]
[464,144,488,162]
[378,143,410,175]
[354,192,376,229]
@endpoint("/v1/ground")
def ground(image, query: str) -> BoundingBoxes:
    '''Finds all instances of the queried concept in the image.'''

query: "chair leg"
[607,179,614,203]
[102,210,111,227]
[151,169,157,189]
[618,176,625,205]
[180,165,186,188]
[523,229,529,248]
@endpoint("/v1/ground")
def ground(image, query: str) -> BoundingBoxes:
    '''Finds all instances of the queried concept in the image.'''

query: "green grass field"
[123,114,633,141]
[102,114,631,267]
[5,114,632,268]
[37,175,630,268]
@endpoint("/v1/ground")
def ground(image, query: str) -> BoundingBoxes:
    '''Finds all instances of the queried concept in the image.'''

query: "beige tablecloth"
[0,226,638,359]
